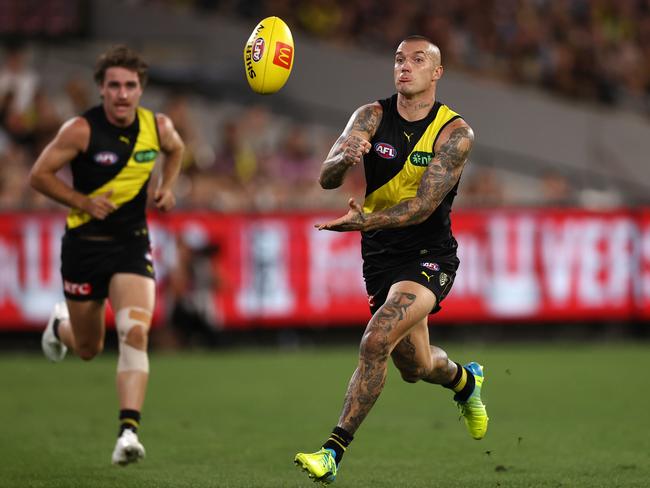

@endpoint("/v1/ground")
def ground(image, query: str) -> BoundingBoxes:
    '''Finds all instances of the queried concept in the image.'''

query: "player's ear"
[433,64,443,81]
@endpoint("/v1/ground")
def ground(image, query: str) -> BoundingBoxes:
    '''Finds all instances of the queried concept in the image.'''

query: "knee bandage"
[115,307,151,373]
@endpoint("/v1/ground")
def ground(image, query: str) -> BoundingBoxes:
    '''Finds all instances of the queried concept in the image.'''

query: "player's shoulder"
[58,116,90,142]
[154,112,175,134]
[61,115,90,132]
[356,101,383,117]
[349,102,383,136]
[446,116,473,133]
[438,103,474,139]
[435,117,474,153]
[153,112,184,150]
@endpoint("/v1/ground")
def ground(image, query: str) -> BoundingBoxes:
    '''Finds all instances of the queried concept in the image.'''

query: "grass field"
[2,342,649,487]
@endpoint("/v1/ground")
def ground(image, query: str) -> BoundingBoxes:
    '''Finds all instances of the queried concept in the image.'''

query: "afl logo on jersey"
[374,142,397,159]
[421,262,440,271]
[94,151,119,166]
[252,37,265,62]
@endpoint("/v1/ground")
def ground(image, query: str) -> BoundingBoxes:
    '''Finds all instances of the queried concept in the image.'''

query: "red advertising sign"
[449,209,646,321]
[0,210,649,330]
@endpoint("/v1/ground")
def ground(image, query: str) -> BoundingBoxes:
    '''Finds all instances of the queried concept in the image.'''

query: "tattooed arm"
[317,119,474,232]
[318,102,382,189]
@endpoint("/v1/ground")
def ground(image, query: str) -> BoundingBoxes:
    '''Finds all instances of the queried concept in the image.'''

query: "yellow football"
[243,16,294,95]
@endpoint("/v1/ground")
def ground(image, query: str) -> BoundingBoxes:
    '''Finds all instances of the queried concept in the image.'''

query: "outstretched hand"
[316,197,366,232]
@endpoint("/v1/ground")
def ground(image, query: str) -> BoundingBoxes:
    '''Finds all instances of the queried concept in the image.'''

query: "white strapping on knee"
[115,307,151,373]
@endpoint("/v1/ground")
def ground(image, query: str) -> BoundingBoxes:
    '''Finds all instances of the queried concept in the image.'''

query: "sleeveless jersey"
[361,94,462,273]
[66,105,160,236]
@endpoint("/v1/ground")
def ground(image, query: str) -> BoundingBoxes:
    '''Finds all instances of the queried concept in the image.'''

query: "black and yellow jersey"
[361,94,462,274]
[66,105,160,237]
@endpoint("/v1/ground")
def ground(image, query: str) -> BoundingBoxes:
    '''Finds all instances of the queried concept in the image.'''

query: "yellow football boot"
[294,448,337,484]
[457,362,489,440]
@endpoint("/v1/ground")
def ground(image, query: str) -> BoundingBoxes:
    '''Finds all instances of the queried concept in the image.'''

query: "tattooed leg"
[337,291,414,434]
[391,323,430,383]
[421,345,457,384]
[337,282,435,434]
[392,319,457,385]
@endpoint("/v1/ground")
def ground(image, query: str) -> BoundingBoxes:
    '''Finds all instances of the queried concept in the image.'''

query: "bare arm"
[317,119,474,232]
[29,117,117,219]
[153,113,185,212]
[318,102,382,189]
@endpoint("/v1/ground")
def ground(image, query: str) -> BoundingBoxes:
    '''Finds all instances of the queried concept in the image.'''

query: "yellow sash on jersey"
[67,107,160,229]
[363,104,459,213]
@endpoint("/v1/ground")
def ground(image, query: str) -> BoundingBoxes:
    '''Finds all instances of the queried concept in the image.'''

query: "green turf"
[1,342,649,487]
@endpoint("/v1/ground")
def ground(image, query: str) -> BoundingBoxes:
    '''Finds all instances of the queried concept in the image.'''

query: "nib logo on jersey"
[374,142,397,159]
[63,280,92,296]
[134,149,158,163]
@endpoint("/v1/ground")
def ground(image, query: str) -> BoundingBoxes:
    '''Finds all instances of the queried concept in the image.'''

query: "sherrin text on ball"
[244,16,294,94]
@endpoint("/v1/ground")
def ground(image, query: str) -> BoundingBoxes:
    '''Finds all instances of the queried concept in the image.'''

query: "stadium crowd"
[157,0,650,115]
[3,0,645,211]
[0,41,560,213]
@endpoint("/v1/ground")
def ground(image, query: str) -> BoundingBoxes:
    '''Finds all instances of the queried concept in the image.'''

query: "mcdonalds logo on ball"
[273,42,293,69]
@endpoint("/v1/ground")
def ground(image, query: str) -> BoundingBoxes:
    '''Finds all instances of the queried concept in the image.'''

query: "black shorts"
[364,257,458,315]
[60,232,155,301]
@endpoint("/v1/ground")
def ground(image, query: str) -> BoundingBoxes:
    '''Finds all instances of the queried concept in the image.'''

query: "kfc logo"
[64,280,92,296]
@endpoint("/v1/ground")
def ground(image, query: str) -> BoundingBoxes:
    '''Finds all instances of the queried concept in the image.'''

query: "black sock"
[443,362,476,402]
[118,409,141,436]
[52,318,61,340]
[322,426,353,466]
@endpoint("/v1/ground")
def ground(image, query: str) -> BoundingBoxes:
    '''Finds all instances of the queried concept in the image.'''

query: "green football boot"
[456,362,489,440]
[294,448,337,484]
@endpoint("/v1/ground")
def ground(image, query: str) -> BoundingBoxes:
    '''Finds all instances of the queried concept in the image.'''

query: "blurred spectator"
[0,41,40,147]
[262,124,320,209]
[457,166,505,208]
[0,42,61,158]
[216,119,258,185]
[30,87,63,155]
[166,233,224,348]
[190,119,255,210]
[297,0,342,38]
[162,92,206,173]
[539,171,576,207]
[54,75,92,119]
[264,124,319,185]
[0,42,38,118]
[0,143,30,208]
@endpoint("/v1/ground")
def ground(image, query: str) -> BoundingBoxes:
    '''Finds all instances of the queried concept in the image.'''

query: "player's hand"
[154,186,176,212]
[340,135,371,167]
[316,197,366,232]
[84,190,117,220]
